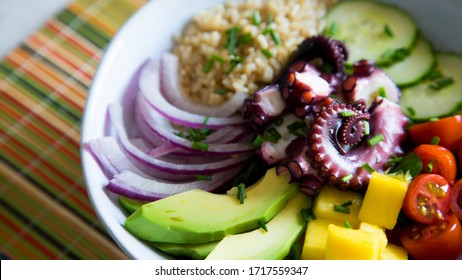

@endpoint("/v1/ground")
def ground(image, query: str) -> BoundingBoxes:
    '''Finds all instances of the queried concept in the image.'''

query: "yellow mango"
[325,224,381,260]
[312,185,363,228]
[301,218,342,260]
[380,244,408,260]
[359,222,388,253]
[358,172,408,229]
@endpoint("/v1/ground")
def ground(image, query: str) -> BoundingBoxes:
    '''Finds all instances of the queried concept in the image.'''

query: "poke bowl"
[81,0,462,260]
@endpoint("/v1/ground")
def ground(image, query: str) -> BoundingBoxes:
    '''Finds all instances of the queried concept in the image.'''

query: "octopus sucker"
[242,35,409,194]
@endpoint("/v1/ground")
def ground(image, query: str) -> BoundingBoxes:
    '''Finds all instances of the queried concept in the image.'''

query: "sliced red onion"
[106,165,244,201]
[135,94,254,155]
[139,58,246,129]
[160,52,248,118]
[108,103,253,175]
[86,136,195,182]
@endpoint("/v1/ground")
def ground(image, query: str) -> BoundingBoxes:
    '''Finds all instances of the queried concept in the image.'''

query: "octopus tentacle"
[306,98,407,190]
[243,35,408,194]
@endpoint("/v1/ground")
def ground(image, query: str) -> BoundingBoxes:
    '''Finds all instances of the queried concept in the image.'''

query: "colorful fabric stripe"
[0,0,147,259]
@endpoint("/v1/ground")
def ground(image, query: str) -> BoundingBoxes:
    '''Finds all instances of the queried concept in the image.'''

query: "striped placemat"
[0,0,147,259]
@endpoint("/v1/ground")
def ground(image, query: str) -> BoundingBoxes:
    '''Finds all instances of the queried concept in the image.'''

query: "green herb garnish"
[390,151,423,178]
[340,174,353,183]
[377,48,409,67]
[237,183,247,204]
[429,77,454,90]
[274,117,283,126]
[383,24,394,37]
[339,110,355,118]
[195,174,212,181]
[425,161,434,173]
[266,127,282,143]
[214,88,229,95]
[362,163,375,174]
[203,54,226,73]
[324,22,338,36]
[344,220,353,229]
[225,26,240,55]
[258,220,268,232]
[333,200,353,214]
[252,10,261,25]
[407,106,416,117]
[238,32,253,44]
[363,121,370,136]
[192,141,209,151]
[227,56,242,73]
[426,69,443,80]
[261,48,273,58]
[252,135,266,148]
[378,87,387,98]
[431,136,441,145]
[387,155,404,166]
[287,120,309,137]
[367,134,384,147]
[263,27,281,45]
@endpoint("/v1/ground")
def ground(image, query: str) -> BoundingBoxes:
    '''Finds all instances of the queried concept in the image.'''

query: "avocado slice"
[152,241,219,260]
[119,196,148,214]
[124,168,299,243]
[118,196,217,259]
[205,192,311,260]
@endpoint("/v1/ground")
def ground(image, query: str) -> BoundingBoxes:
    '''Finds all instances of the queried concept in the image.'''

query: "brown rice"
[172,0,337,106]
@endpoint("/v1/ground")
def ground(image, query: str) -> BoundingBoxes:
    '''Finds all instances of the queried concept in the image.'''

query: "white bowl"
[81,0,462,260]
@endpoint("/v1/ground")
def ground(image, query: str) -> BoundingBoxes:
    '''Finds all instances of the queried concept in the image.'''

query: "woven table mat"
[0,0,147,259]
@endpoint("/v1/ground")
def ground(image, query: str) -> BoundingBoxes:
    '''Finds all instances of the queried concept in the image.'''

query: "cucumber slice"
[400,53,462,120]
[323,0,418,65]
[383,36,436,87]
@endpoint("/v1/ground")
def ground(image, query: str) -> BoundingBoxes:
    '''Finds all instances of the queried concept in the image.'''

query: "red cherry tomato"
[408,115,462,154]
[459,142,462,174]
[401,213,462,260]
[451,179,462,221]
[413,144,457,183]
[402,174,451,224]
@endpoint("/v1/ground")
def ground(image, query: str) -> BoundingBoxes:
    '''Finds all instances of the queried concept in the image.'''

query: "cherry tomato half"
[450,179,462,221]
[459,142,462,174]
[408,115,462,154]
[401,213,462,260]
[413,144,457,183]
[402,174,451,224]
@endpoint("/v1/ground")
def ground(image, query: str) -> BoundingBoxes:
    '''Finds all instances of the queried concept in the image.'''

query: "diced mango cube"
[312,185,363,228]
[358,172,408,229]
[301,218,342,260]
[359,222,388,253]
[325,224,382,260]
[380,244,408,260]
